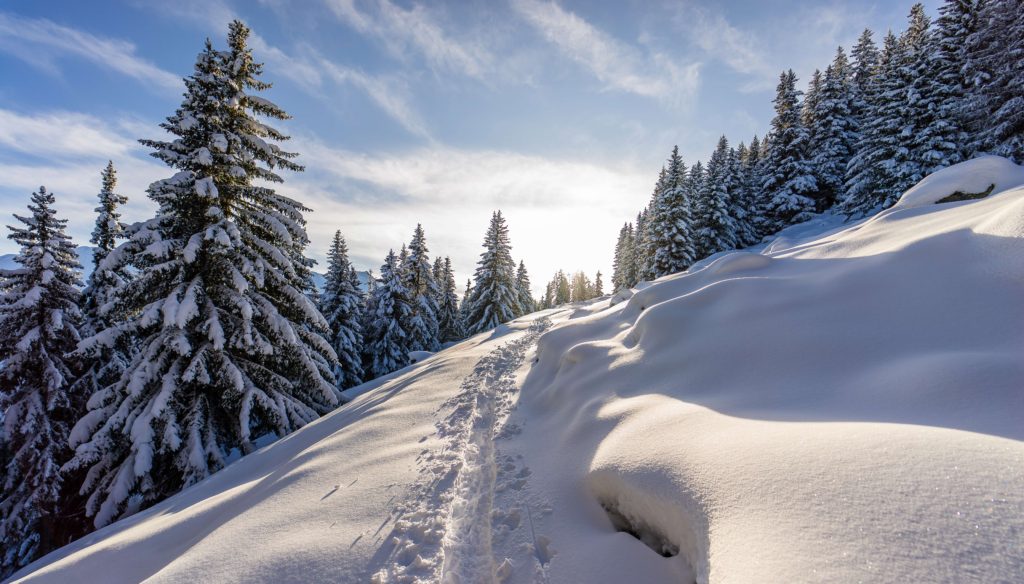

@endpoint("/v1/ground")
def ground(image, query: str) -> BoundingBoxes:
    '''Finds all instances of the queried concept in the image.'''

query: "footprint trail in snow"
[371,318,552,584]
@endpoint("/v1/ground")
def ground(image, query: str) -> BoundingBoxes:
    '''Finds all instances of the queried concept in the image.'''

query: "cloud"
[673,2,869,93]
[0,12,180,91]
[677,5,776,92]
[324,0,490,79]
[281,136,652,292]
[0,108,167,254]
[142,0,431,139]
[511,0,700,104]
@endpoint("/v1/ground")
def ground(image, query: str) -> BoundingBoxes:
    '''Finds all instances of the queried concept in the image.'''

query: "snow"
[12,159,1024,583]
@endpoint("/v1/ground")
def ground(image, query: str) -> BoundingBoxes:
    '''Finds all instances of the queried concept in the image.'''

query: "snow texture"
[12,159,1024,582]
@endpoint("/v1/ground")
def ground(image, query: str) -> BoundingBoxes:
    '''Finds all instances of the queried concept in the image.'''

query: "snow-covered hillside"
[14,158,1024,583]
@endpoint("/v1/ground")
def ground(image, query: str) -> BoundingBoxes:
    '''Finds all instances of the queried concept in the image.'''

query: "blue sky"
[0,0,940,292]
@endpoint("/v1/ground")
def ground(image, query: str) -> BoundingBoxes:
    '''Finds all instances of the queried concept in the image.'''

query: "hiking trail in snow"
[371,318,552,584]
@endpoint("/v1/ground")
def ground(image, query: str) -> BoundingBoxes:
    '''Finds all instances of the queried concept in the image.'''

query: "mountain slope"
[14,157,1024,583]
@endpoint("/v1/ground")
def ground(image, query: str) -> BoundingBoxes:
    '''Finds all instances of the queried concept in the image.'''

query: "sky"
[0,0,941,294]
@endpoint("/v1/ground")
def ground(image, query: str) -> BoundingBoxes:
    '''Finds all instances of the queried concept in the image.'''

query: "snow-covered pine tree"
[633,209,651,283]
[851,28,881,93]
[65,21,339,529]
[694,136,736,260]
[594,271,604,297]
[612,222,631,291]
[72,162,133,421]
[811,48,857,210]
[849,28,880,140]
[649,147,695,277]
[970,0,1024,162]
[458,278,474,330]
[741,134,770,242]
[937,0,988,156]
[640,165,668,281]
[400,225,440,353]
[431,256,445,314]
[436,257,464,343]
[0,187,83,576]
[802,69,824,152]
[904,4,965,181]
[844,31,904,215]
[514,261,534,317]
[319,231,364,390]
[763,69,818,229]
[363,250,413,378]
[726,144,756,247]
[465,211,518,335]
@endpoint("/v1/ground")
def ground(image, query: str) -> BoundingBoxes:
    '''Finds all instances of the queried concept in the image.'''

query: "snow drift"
[13,157,1024,583]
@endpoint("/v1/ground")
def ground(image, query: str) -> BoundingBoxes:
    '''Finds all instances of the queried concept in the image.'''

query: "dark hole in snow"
[599,499,679,558]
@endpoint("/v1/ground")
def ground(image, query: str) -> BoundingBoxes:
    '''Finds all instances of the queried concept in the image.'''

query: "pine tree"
[436,257,464,343]
[811,48,857,209]
[802,69,825,151]
[694,136,736,259]
[0,187,83,575]
[594,271,604,297]
[612,222,632,291]
[555,270,571,305]
[514,261,534,317]
[569,271,593,302]
[906,4,966,178]
[971,0,1024,162]
[431,256,446,315]
[725,145,755,247]
[633,209,651,283]
[465,212,518,335]
[958,0,998,155]
[400,225,440,353]
[363,251,412,378]
[649,146,695,277]
[65,21,339,529]
[741,135,769,242]
[844,31,904,215]
[319,231,364,390]
[72,162,133,427]
[763,69,818,229]
[458,278,473,331]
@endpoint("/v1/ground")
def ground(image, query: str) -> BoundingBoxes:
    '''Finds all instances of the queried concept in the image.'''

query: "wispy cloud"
[324,0,490,79]
[673,2,867,93]
[676,5,776,92]
[144,0,431,139]
[0,12,180,91]
[511,0,700,105]
[0,109,164,249]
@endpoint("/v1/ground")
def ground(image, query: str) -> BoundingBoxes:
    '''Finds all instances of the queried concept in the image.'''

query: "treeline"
[538,269,604,308]
[613,0,1023,291]
[0,22,536,577]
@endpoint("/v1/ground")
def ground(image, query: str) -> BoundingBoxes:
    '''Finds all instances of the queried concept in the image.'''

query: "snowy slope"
[14,158,1024,583]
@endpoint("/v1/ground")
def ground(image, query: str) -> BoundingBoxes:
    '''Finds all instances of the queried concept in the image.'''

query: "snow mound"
[13,159,1024,584]
[893,155,1024,210]
[515,158,1024,582]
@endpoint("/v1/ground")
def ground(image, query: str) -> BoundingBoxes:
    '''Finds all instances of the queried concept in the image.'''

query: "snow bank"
[514,157,1024,582]
[893,155,1024,210]
[14,159,1024,583]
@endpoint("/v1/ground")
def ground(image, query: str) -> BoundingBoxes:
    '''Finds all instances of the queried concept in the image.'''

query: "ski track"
[371,318,551,584]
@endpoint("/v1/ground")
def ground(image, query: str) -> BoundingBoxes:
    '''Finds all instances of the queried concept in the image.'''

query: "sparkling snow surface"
[14,158,1024,583]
